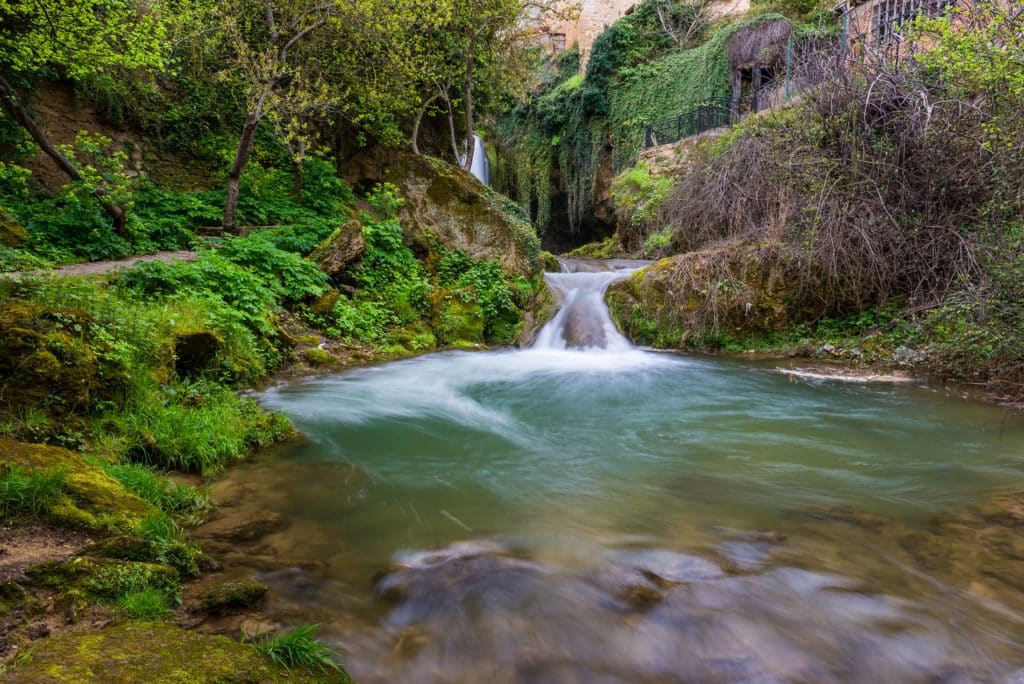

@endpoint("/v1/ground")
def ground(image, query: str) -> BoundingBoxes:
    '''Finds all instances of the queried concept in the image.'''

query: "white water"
[467,134,490,186]
[532,258,646,352]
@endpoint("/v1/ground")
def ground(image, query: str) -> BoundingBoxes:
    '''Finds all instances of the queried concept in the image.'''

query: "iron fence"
[643,97,734,149]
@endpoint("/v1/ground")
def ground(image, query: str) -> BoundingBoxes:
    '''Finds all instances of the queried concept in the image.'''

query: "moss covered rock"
[24,557,178,602]
[79,535,199,576]
[515,280,560,347]
[606,240,806,348]
[384,154,541,278]
[0,439,156,535]
[2,622,330,683]
[199,578,268,613]
[428,288,485,346]
[0,303,128,418]
[0,206,28,247]
[311,217,365,282]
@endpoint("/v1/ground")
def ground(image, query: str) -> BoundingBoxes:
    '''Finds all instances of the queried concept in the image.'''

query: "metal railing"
[643,97,734,149]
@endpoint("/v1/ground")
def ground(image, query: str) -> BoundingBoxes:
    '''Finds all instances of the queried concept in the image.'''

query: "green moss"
[200,578,268,613]
[428,288,486,346]
[0,206,28,247]
[302,348,333,366]
[25,557,179,603]
[79,535,200,577]
[2,622,334,683]
[0,439,156,535]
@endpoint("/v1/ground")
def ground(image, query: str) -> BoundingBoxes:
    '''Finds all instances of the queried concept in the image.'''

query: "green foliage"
[497,4,776,234]
[251,625,345,677]
[436,250,523,339]
[611,164,674,249]
[116,586,173,621]
[315,184,430,341]
[0,466,67,520]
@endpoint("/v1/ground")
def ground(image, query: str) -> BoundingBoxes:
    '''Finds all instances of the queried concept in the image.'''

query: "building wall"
[550,0,752,63]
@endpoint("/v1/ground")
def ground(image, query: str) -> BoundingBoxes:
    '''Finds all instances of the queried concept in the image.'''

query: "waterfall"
[532,258,647,352]
[465,134,490,186]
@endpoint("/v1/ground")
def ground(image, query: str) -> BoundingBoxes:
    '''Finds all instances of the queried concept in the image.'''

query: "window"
[551,33,566,54]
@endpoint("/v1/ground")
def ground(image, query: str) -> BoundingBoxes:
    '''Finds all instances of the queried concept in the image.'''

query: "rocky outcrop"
[383,154,541,278]
[606,240,807,348]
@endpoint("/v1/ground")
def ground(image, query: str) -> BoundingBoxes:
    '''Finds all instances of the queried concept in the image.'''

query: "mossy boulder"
[428,288,485,346]
[384,154,541,278]
[79,535,199,576]
[199,578,268,613]
[606,240,807,348]
[515,281,560,347]
[2,622,331,683]
[173,330,224,378]
[0,205,28,247]
[0,438,156,535]
[311,216,365,282]
[0,302,128,418]
[24,557,178,602]
[302,347,332,366]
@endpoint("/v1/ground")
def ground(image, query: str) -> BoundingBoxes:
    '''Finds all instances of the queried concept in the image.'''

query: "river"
[200,259,1024,683]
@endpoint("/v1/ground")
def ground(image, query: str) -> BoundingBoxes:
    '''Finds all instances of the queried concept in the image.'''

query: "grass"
[116,587,173,621]
[251,625,347,678]
[0,466,67,520]
[101,462,211,519]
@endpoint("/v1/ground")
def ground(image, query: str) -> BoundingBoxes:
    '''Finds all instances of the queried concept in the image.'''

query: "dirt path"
[6,250,198,279]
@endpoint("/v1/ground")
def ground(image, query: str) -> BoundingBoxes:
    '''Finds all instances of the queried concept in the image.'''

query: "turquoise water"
[218,344,1024,683]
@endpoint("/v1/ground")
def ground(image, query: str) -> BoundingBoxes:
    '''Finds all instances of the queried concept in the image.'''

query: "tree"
[191,0,340,231]
[0,0,168,235]
[413,0,577,171]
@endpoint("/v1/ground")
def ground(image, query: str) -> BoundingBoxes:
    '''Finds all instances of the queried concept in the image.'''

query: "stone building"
[542,0,752,63]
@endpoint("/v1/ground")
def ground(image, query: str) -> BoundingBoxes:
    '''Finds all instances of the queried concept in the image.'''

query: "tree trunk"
[0,74,127,236]
[292,139,305,203]
[224,114,261,232]
[411,93,439,155]
[445,97,461,164]
[462,35,477,172]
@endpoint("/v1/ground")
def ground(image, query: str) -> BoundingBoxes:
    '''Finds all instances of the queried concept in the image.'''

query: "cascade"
[532,258,648,351]
[464,134,490,186]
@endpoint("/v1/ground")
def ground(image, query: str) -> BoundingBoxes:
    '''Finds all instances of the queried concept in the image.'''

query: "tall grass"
[101,462,210,518]
[0,466,67,519]
[117,586,173,621]
[252,625,347,678]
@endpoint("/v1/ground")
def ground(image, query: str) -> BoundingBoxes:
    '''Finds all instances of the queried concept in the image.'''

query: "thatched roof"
[728,18,794,71]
